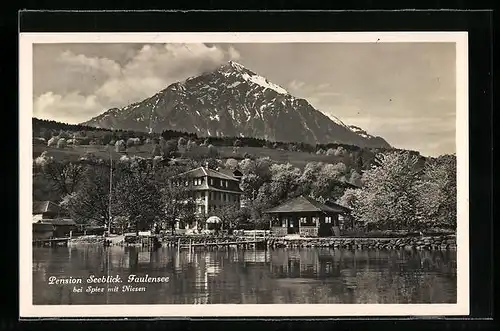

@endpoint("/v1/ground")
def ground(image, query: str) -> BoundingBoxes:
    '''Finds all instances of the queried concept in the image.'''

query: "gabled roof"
[264,195,344,214]
[33,201,64,214]
[173,167,239,181]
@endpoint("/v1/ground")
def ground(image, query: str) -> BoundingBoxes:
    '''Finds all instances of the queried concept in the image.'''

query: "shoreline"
[64,234,457,251]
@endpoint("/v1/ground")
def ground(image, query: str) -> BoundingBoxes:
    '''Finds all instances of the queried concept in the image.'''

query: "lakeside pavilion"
[265,195,352,237]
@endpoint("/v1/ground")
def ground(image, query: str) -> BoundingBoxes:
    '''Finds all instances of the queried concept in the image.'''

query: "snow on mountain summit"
[82,60,391,149]
[219,61,289,95]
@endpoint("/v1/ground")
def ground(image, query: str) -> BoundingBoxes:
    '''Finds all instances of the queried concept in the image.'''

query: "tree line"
[33,117,413,157]
[33,143,456,233]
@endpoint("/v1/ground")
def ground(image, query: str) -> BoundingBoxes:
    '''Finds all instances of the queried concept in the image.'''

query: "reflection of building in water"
[204,254,222,276]
[270,249,320,278]
[269,249,365,280]
[243,250,270,263]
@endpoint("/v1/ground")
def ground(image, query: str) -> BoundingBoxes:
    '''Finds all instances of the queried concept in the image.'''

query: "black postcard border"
[7,8,496,331]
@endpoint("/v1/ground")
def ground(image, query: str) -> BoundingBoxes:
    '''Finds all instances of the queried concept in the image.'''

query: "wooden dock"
[179,239,267,250]
[33,237,70,247]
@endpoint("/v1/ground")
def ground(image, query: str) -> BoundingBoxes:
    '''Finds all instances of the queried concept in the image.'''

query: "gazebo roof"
[264,195,346,214]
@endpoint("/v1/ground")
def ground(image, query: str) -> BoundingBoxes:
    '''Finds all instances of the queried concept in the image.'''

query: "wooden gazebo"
[265,195,350,237]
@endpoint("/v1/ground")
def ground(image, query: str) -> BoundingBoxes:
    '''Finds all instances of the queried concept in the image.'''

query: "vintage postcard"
[19,32,469,318]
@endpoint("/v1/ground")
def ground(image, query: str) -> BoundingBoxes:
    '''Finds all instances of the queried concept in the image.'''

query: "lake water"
[32,246,457,304]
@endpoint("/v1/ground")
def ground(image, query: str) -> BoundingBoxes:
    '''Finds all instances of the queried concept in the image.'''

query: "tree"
[163,139,178,157]
[40,159,86,197]
[102,133,113,145]
[334,146,346,157]
[337,188,361,210]
[160,185,196,234]
[47,136,59,147]
[326,148,336,156]
[297,162,324,196]
[126,138,136,149]
[218,203,241,232]
[224,158,239,170]
[60,162,112,226]
[115,140,126,152]
[316,148,326,155]
[186,139,197,151]
[349,170,362,187]
[151,144,162,157]
[42,129,53,141]
[269,163,302,202]
[414,154,456,229]
[114,162,163,235]
[353,151,421,230]
[207,144,218,158]
[204,158,220,170]
[178,137,187,151]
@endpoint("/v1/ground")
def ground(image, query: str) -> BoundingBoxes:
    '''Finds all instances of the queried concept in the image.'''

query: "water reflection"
[33,246,456,305]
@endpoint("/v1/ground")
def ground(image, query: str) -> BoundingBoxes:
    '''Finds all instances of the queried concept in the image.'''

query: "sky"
[33,42,456,156]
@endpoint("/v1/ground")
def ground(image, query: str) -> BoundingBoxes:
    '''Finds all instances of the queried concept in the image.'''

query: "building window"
[220,179,223,186]
[209,178,214,186]
[299,217,307,225]
[325,217,332,224]
[224,180,228,188]
[281,219,287,228]
[194,178,203,186]
[184,180,189,186]
[312,217,320,226]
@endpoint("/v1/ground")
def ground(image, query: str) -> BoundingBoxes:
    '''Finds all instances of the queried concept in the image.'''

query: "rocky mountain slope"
[82,61,391,148]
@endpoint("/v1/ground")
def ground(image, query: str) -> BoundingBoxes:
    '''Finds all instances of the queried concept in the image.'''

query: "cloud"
[34,43,241,123]
[228,46,241,60]
[57,50,122,77]
[288,80,305,91]
[34,92,106,124]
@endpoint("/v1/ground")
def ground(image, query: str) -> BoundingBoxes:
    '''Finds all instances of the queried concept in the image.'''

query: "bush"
[56,138,66,148]
[243,153,255,160]
[115,140,126,152]
[326,148,336,156]
[316,148,325,155]
[47,136,59,147]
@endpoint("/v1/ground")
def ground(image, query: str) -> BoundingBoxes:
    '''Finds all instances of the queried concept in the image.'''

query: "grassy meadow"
[33,143,346,168]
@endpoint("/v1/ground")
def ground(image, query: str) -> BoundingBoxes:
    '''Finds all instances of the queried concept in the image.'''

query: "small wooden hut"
[265,195,350,237]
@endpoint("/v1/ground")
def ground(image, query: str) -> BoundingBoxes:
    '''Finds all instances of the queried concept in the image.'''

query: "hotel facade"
[170,167,243,228]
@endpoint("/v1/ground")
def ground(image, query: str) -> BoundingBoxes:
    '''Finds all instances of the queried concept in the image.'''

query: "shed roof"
[40,219,77,226]
[325,200,352,213]
[33,201,64,214]
[264,195,346,214]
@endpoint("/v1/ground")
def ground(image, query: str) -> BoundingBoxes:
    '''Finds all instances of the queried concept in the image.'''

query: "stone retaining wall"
[267,235,457,250]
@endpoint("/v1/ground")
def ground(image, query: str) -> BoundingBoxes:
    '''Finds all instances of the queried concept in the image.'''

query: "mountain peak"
[217,60,289,95]
[82,62,391,149]
[228,60,245,70]
[218,60,254,75]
